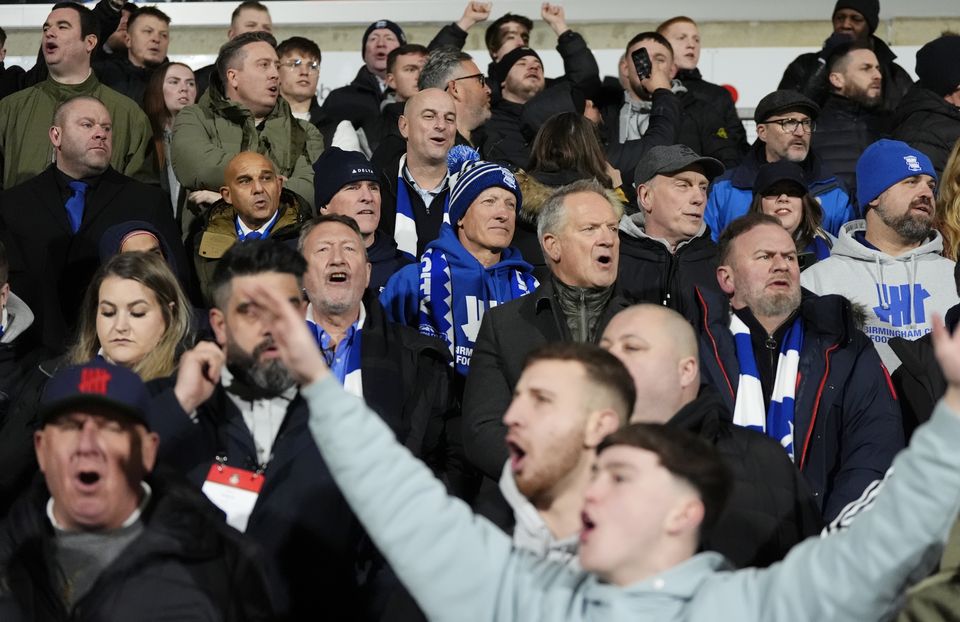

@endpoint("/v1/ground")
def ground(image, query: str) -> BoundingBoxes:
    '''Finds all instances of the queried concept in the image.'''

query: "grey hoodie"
[497,461,580,569]
[801,220,959,371]
[304,373,960,622]
[1,292,34,344]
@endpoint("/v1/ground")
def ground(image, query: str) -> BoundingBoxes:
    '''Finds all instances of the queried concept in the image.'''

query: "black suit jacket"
[0,165,186,353]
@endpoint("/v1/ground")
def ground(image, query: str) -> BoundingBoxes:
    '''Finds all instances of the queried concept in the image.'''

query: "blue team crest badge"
[903,155,922,172]
[502,171,517,189]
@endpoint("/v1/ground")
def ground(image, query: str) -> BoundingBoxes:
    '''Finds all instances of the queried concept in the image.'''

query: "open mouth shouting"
[327,271,350,284]
[506,436,527,473]
[580,511,596,543]
[74,467,103,494]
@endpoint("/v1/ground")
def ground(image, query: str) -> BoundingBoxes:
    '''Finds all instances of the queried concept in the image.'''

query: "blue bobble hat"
[856,139,937,207]
[446,146,523,226]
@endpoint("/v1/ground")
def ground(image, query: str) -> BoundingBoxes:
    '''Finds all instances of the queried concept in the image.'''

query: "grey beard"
[226,338,296,396]
[754,290,801,319]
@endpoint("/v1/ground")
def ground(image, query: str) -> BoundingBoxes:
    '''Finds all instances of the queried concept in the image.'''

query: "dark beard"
[878,199,933,244]
[226,338,296,397]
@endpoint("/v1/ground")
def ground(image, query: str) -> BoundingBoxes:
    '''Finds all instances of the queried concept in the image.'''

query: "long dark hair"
[528,112,613,188]
[143,62,195,171]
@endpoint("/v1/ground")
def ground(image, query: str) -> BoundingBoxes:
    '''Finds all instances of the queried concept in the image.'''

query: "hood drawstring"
[908,252,919,330]
[873,255,890,310]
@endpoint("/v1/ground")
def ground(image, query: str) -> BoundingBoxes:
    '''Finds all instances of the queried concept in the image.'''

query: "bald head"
[49,96,112,179]
[221,151,283,230]
[399,88,457,165]
[599,304,700,423]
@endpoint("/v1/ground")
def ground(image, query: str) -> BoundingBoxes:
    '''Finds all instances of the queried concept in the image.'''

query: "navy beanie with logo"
[313,147,380,208]
[856,139,937,207]
[447,146,522,226]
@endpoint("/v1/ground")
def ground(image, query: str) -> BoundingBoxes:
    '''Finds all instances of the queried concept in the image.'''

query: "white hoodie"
[801,220,959,371]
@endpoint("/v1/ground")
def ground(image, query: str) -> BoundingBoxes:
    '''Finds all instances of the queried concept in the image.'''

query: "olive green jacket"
[171,74,323,210]
[0,72,153,189]
[193,190,309,304]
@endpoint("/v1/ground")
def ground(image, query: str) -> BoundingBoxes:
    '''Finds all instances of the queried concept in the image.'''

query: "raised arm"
[237,281,517,622]
[740,314,960,620]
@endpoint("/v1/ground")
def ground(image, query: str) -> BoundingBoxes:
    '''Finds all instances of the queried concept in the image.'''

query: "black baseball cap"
[39,361,152,429]
[753,160,808,195]
[633,144,725,187]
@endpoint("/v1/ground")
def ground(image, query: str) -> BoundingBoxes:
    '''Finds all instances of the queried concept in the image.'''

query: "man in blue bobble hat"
[380,147,538,377]
[803,138,959,371]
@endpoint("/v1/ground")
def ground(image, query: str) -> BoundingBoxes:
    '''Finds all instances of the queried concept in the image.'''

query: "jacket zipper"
[798,342,840,470]
[696,288,735,399]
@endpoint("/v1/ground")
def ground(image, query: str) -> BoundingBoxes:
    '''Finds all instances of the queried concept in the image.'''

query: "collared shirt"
[54,167,103,206]
[221,365,297,467]
[48,482,152,531]
[402,163,448,212]
[236,208,281,241]
[305,302,365,398]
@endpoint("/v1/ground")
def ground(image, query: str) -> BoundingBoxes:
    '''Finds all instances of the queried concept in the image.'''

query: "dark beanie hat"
[753,161,808,196]
[361,20,407,56]
[493,47,541,84]
[312,147,380,209]
[833,0,880,34]
[916,36,960,97]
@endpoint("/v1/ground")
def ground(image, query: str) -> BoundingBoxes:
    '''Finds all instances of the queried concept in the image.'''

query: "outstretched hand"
[233,282,330,386]
[931,313,960,413]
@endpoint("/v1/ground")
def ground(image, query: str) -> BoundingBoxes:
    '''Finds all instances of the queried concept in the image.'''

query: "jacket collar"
[730,141,829,190]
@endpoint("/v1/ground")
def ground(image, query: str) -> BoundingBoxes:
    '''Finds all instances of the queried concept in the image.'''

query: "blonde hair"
[68,252,193,381]
[937,138,960,260]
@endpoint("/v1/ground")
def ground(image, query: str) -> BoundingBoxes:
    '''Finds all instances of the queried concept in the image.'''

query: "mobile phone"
[631,47,652,80]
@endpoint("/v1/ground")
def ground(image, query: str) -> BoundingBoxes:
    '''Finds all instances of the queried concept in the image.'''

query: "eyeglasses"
[280,58,320,73]
[446,73,486,91]
[761,118,816,134]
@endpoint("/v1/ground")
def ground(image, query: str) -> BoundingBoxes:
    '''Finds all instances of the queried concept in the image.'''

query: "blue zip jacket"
[705,142,856,241]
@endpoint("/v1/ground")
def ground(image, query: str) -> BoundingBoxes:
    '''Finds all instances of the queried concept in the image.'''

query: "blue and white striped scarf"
[395,155,449,259]
[730,314,804,460]
[417,239,538,376]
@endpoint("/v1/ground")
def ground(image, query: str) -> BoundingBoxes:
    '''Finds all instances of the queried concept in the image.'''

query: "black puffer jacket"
[319,66,385,140]
[812,93,891,198]
[669,387,823,568]
[779,36,914,113]
[598,85,740,180]
[676,68,749,158]
[892,85,960,175]
[0,472,274,621]
[616,217,722,325]
[93,55,159,107]
[888,303,960,441]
